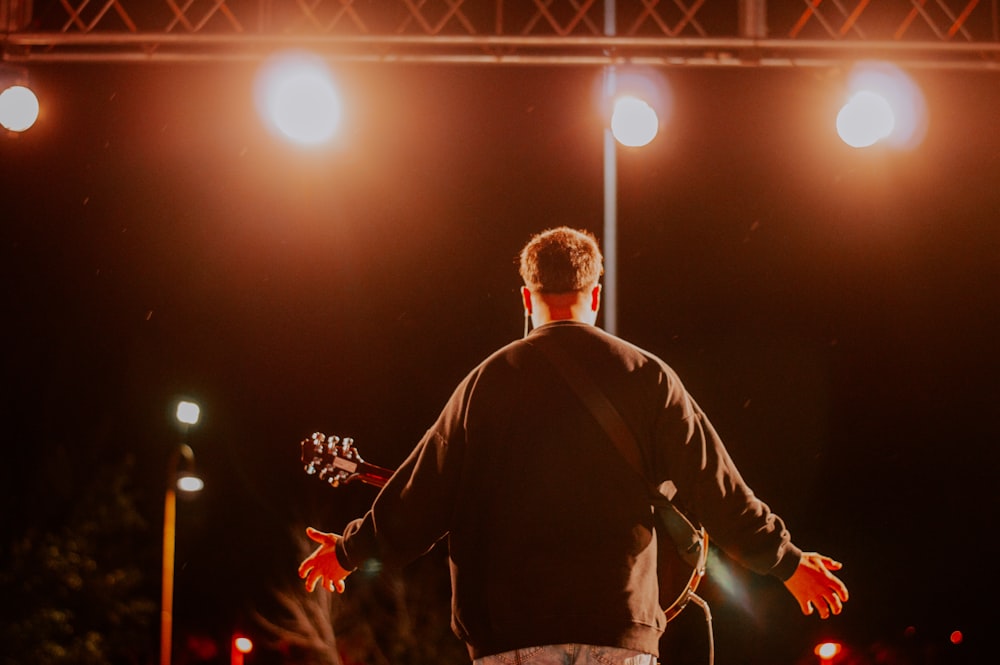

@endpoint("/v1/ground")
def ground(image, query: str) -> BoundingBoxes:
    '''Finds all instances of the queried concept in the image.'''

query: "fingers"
[806,588,846,619]
[306,526,334,544]
[819,555,843,572]
[297,550,318,579]
[301,566,319,593]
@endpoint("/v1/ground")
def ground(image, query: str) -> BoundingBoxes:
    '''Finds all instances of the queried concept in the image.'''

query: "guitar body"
[654,506,708,623]
[301,432,708,623]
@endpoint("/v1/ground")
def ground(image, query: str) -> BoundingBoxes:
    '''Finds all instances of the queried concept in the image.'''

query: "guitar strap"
[524,336,705,569]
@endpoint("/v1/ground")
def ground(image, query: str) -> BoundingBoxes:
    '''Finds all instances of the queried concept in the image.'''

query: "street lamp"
[161,400,204,665]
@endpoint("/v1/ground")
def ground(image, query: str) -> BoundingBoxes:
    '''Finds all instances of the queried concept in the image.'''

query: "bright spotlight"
[176,471,204,493]
[837,91,895,148]
[814,641,842,660]
[611,95,659,147]
[175,400,201,426]
[838,61,927,150]
[255,51,342,146]
[234,636,253,653]
[0,85,40,132]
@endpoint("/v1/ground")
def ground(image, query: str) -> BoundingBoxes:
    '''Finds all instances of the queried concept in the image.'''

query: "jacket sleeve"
[655,372,802,581]
[338,373,473,571]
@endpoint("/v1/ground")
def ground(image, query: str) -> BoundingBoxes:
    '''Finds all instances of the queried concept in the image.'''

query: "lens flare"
[837,61,927,150]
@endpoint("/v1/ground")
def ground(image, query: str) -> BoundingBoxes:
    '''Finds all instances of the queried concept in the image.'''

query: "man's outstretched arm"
[783,552,849,619]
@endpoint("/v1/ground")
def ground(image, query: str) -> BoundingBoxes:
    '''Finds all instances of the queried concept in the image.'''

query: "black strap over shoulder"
[524,336,645,474]
[524,335,704,568]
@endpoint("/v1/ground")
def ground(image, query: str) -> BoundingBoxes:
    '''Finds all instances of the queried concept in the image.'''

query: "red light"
[949,630,963,645]
[814,642,842,660]
[234,636,253,653]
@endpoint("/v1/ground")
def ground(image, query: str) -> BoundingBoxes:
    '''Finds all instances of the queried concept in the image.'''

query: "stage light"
[0,84,40,133]
[176,400,201,426]
[176,470,204,492]
[255,51,342,146]
[837,61,927,150]
[611,96,659,147]
[232,635,253,665]
[837,90,895,148]
[814,641,842,661]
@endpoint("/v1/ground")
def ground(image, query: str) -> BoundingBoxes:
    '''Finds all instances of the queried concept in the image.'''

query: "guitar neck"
[323,455,391,488]
[352,462,391,488]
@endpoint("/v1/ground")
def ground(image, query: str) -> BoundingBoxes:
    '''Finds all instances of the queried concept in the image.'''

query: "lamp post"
[161,400,203,665]
[603,2,618,335]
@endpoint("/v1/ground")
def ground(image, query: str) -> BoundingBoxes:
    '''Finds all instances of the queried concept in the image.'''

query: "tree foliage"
[0,451,157,665]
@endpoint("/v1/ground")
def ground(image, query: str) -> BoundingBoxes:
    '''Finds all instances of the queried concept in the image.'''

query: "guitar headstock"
[300,432,391,488]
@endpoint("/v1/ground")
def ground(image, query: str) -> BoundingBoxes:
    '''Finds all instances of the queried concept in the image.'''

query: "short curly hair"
[518,227,604,293]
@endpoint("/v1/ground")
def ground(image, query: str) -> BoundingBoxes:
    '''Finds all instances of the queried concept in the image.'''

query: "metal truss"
[1,0,999,70]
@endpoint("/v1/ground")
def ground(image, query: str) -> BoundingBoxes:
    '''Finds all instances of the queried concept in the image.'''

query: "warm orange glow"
[814,641,842,660]
[234,636,253,653]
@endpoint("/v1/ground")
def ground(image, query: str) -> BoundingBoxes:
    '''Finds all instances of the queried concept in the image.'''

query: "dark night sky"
[3,60,999,663]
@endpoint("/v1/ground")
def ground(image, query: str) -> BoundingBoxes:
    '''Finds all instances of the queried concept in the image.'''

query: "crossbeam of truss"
[2,0,998,69]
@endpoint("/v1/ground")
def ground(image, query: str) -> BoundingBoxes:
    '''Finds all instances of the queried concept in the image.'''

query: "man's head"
[518,227,604,294]
[518,227,604,327]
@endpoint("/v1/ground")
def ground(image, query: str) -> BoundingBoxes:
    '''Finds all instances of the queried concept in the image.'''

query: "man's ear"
[521,286,533,315]
[590,284,601,312]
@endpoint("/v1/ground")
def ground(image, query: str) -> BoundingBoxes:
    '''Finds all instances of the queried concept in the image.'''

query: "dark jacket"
[337,321,802,659]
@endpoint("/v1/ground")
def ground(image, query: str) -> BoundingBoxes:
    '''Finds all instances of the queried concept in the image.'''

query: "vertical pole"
[161,450,178,665]
[738,0,768,39]
[603,1,618,335]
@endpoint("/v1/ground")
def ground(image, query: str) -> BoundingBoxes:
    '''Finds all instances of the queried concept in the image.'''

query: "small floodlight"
[176,471,204,493]
[255,51,342,146]
[0,85,40,132]
[837,90,895,148]
[611,96,659,147]
[175,401,201,426]
[838,61,927,150]
[234,636,253,653]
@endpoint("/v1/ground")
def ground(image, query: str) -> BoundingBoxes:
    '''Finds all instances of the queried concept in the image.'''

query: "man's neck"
[524,285,601,328]
[532,301,597,327]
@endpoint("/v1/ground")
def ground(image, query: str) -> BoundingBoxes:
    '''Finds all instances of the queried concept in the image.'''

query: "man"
[300,227,848,665]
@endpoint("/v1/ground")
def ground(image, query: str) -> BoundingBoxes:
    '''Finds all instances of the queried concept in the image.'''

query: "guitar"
[300,431,708,623]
